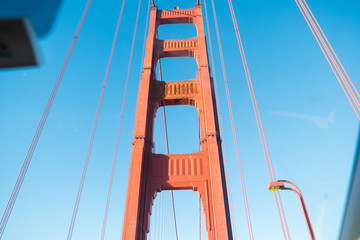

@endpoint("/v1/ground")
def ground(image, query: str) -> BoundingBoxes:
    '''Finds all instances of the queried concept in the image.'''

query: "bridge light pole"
[268,180,316,240]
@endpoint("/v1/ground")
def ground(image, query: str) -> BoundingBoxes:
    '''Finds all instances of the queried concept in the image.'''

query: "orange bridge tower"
[122,3,233,239]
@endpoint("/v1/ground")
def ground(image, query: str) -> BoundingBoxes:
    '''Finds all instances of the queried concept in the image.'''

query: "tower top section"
[156,4,201,26]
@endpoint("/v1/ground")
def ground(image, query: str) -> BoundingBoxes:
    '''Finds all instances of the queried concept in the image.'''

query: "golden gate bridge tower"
[121,1,233,239]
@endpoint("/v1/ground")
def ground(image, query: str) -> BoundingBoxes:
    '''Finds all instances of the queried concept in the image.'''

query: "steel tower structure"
[122,3,233,239]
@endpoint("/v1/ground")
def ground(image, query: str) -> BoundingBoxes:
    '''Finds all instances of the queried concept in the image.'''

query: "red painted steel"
[122,4,233,239]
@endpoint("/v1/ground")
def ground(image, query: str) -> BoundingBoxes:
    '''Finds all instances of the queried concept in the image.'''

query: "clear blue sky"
[0,0,359,239]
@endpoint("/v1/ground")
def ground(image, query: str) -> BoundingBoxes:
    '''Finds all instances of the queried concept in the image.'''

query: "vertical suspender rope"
[164,193,169,239]
[67,0,142,239]
[295,0,360,119]
[202,1,238,239]
[170,191,178,240]
[226,0,291,239]
[99,0,133,238]
[162,193,166,239]
[159,194,163,239]
[161,194,165,239]
[204,0,254,238]
[101,0,151,237]
[161,193,165,239]
[153,191,159,239]
[158,57,179,240]
[0,0,93,238]
[156,192,161,239]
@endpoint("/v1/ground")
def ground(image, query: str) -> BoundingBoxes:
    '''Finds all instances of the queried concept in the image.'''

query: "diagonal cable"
[226,0,291,238]
[0,0,93,238]
[202,1,238,239]
[67,0,143,239]
[98,0,128,239]
[295,0,360,119]
[101,0,151,237]
[204,0,254,238]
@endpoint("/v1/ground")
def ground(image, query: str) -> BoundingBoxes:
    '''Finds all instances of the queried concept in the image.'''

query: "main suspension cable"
[298,0,360,111]
[295,0,360,119]
[202,1,238,239]
[0,0,93,238]
[205,0,254,238]
[226,0,291,238]
[67,0,142,239]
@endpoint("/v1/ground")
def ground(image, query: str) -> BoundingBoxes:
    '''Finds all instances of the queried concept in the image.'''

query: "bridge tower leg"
[122,3,233,239]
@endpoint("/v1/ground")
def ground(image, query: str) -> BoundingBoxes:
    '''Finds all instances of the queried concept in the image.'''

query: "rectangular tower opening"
[148,190,208,240]
[156,56,198,81]
[158,23,197,40]
[153,105,199,154]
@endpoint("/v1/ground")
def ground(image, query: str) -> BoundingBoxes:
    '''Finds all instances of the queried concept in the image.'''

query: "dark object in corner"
[0,18,40,68]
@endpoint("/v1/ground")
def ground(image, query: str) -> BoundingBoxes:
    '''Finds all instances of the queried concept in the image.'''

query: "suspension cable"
[0,1,93,238]
[202,1,238,239]
[226,0,291,238]
[66,0,142,239]
[156,191,161,239]
[297,0,360,111]
[99,0,147,238]
[301,0,359,100]
[154,191,159,239]
[160,193,164,239]
[204,0,254,238]
[158,57,179,240]
[300,0,360,105]
[295,0,360,119]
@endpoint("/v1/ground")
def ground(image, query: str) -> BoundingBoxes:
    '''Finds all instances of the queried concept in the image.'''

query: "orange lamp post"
[268,180,316,240]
